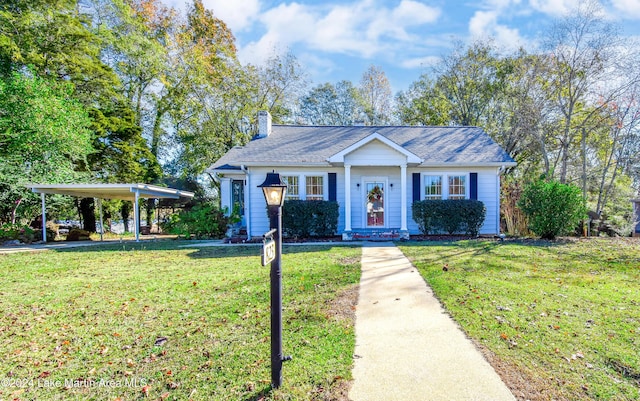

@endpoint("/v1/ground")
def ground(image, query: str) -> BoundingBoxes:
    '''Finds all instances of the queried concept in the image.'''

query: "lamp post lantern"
[258,171,290,389]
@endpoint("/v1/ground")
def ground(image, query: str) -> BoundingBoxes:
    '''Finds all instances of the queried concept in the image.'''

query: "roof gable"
[327,132,422,164]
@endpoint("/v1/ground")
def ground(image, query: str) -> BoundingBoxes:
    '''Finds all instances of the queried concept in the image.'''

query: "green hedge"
[161,203,231,239]
[0,223,55,243]
[412,199,486,236]
[517,178,586,240]
[282,200,339,238]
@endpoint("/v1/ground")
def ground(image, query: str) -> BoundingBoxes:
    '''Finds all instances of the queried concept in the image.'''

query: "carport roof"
[27,183,194,200]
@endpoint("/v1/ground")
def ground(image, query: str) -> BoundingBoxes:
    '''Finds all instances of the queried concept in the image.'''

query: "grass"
[399,238,640,401]
[0,242,361,401]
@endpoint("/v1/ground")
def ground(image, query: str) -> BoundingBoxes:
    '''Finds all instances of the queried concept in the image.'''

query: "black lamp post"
[258,171,289,389]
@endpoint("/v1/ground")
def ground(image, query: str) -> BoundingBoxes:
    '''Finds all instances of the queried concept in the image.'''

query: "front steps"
[342,229,409,241]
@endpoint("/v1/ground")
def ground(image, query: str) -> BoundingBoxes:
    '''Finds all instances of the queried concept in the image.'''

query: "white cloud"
[370,0,441,42]
[238,2,319,65]
[469,10,525,50]
[201,0,261,32]
[238,0,442,66]
[400,55,441,69]
[610,0,640,18]
[482,0,522,9]
[313,2,377,55]
[529,0,581,16]
[298,52,339,83]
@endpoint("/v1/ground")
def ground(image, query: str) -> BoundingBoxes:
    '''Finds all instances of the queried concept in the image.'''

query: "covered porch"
[328,133,422,241]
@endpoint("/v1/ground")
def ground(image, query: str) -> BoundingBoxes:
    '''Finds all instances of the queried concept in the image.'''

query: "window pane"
[448,175,466,200]
[424,175,442,200]
[306,176,324,200]
[282,176,299,200]
[366,182,384,227]
[231,180,244,215]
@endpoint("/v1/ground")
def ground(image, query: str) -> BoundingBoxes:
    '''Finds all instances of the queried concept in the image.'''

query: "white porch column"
[344,164,352,232]
[400,163,408,231]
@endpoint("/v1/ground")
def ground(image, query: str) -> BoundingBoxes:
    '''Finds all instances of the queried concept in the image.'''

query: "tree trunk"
[121,202,131,233]
[11,198,22,225]
[145,198,155,232]
[581,127,587,201]
[80,198,96,232]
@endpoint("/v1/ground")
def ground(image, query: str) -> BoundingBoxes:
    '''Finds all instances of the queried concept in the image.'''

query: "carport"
[27,184,195,242]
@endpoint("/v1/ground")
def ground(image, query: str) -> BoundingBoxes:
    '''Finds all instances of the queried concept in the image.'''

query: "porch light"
[258,171,287,207]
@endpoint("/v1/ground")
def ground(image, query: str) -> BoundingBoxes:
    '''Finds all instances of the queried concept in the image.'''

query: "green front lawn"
[399,238,640,400]
[0,242,361,400]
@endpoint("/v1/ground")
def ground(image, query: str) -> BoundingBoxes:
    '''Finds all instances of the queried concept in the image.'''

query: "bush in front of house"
[517,178,586,240]
[282,200,339,238]
[412,199,486,236]
[161,203,230,239]
[1,223,34,243]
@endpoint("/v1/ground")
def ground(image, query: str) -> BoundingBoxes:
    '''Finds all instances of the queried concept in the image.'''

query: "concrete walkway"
[349,242,515,401]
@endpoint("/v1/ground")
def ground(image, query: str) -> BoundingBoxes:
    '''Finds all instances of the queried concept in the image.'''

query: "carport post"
[41,192,46,243]
[134,190,140,242]
[97,198,104,242]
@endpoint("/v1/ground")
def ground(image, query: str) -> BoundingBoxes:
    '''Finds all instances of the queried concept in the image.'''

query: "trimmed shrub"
[1,224,35,243]
[412,200,486,236]
[412,201,438,235]
[66,229,92,241]
[282,200,339,238]
[517,178,586,240]
[161,203,230,239]
[33,228,56,242]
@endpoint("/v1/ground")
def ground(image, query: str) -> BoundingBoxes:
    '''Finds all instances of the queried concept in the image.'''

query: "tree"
[254,51,309,123]
[174,50,308,179]
[87,102,161,183]
[0,72,93,224]
[518,177,586,240]
[396,75,451,126]
[299,80,362,125]
[0,0,120,102]
[592,87,640,215]
[434,41,507,127]
[358,65,393,125]
[542,0,629,183]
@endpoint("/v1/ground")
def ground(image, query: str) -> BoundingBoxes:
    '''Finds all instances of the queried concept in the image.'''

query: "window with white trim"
[305,176,324,200]
[424,175,442,200]
[282,176,299,200]
[448,175,466,200]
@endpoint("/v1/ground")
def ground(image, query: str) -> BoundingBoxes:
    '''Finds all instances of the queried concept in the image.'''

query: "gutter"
[241,165,251,238]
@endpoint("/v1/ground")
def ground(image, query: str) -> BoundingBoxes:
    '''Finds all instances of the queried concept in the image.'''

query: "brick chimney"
[257,110,272,138]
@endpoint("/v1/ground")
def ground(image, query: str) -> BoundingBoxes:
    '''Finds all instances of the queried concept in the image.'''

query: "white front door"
[365,180,386,228]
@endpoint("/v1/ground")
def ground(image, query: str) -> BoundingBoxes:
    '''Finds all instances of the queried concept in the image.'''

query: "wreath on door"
[367,185,383,202]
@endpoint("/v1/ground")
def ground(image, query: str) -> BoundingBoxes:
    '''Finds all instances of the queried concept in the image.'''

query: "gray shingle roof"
[209,125,516,170]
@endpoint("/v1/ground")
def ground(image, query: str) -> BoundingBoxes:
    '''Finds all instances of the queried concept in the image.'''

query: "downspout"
[496,165,505,235]
[241,165,251,238]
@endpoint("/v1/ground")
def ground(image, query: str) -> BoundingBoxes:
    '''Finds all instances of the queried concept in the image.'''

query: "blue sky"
[166,0,640,92]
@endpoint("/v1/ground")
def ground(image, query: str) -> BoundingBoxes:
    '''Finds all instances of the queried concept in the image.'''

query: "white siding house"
[208,111,517,240]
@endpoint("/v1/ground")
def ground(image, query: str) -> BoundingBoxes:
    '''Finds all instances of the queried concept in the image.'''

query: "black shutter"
[412,173,421,202]
[328,173,337,201]
[470,173,478,200]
